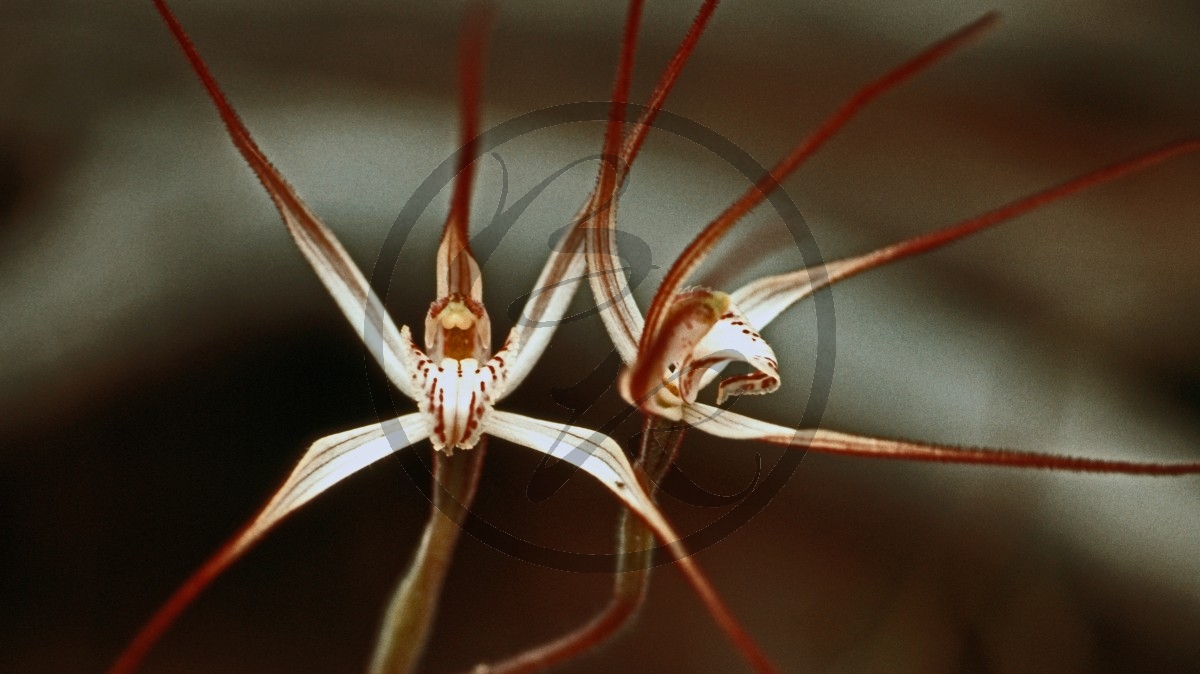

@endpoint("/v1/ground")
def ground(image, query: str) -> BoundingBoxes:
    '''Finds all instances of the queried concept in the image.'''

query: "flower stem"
[369,444,488,674]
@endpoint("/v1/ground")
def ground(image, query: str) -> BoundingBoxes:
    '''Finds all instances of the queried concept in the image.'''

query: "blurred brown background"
[1,1,1198,673]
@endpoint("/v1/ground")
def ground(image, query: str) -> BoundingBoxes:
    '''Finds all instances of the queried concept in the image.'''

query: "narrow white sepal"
[484,411,678,541]
[498,227,588,399]
[242,414,432,551]
[586,205,646,366]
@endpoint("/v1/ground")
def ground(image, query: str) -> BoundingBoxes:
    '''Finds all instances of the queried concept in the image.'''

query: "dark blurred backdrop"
[2,1,1199,673]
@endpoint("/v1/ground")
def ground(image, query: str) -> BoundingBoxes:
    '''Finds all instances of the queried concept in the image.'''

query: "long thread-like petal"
[109,415,431,674]
[467,416,685,674]
[676,140,1200,392]
[484,411,781,674]
[729,139,1200,333]
[496,216,589,399]
[682,403,1200,474]
[437,7,492,302]
[636,13,1000,378]
[585,0,648,363]
[150,0,421,401]
[588,0,722,363]
[619,0,720,172]
[504,0,720,394]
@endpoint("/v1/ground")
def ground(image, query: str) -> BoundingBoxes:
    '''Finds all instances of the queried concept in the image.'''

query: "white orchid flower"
[589,12,1200,476]
[460,9,1200,674]
[111,2,779,673]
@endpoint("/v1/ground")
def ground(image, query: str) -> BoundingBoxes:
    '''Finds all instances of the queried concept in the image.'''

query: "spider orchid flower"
[589,12,1200,474]
[458,10,1198,674]
[111,2,778,673]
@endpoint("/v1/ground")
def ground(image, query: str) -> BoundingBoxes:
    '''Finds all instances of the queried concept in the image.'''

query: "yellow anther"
[438,301,477,331]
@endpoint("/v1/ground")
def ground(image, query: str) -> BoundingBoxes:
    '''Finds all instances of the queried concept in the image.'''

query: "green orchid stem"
[473,416,685,674]
[369,443,489,674]
[614,415,685,597]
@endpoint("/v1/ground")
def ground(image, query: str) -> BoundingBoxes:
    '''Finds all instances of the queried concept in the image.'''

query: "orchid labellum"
[111,1,778,673]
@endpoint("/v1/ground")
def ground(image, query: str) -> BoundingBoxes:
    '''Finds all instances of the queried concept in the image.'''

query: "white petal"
[682,403,1200,474]
[728,254,867,332]
[586,202,646,365]
[484,410,777,670]
[242,414,431,555]
[150,4,421,402]
[108,413,430,674]
[729,266,826,332]
[283,205,423,403]
[497,224,588,399]
[484,411,646,505]
[583,13,647,367]
[730,138,1200,335]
